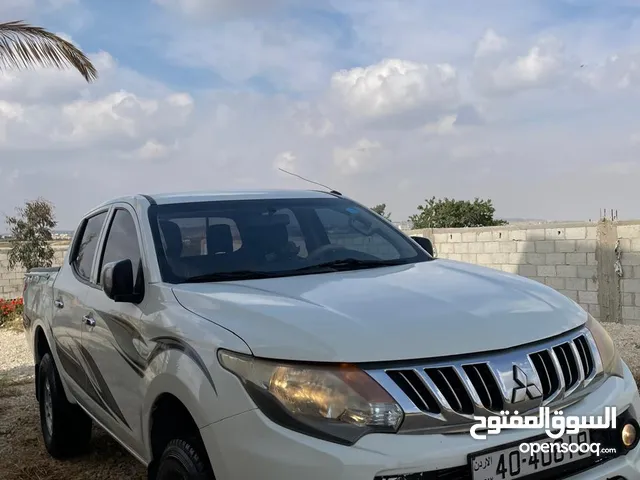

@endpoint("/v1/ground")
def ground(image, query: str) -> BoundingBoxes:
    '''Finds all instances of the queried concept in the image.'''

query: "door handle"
[82,314,96,327]
[54,299,64,309]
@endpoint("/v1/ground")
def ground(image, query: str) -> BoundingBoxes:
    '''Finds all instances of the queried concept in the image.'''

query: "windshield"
[148,196,430,283]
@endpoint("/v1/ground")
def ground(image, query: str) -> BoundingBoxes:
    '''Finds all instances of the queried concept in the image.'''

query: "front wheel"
[155,439,215,480]
[38,352,92,459]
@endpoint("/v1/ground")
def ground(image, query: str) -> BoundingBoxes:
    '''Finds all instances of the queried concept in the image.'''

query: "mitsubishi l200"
[22,189,640,479]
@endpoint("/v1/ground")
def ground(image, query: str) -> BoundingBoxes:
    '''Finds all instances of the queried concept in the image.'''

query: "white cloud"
[423,114,458,136]
[331,58,459,119]
[129,140,174,161]
[290,103,335,138]
[0,52,115,105]
[593,161,640,175]
[162,19,338,91]
[450,143,506,160]
[37,90,193,150]
[475,29,508,58]
[577,52,640,92]
[474,36,569,95]
[0,0,69,15]
[153,0,294,18]
[274,151,297,172]
[333,139,382,175]
[6,0,640,231]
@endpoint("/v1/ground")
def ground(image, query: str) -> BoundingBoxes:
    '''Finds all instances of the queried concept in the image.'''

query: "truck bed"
[23,267,60,332]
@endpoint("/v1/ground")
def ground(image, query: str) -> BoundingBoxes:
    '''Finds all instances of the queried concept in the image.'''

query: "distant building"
[392,221,413,231]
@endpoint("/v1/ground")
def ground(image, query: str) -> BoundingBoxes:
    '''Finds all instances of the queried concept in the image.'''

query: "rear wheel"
[155,438,214,480]
[38,352,92,459]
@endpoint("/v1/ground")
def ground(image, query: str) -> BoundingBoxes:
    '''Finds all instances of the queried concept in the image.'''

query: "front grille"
[529,349,559,399]
[462,363,503,411]
[364,326,605,434]
[387,370,441,413]
[424,366,474,415]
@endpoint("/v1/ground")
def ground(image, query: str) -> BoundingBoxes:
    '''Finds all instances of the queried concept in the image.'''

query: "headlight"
[586,314,624,378]
[218,350,404,445]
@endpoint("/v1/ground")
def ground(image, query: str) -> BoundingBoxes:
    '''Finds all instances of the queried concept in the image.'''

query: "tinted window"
[73,212,107,280]
[149,197,429,283]
[316,208,400,260]
[270,207,308,257]
[164,217,243,257]
[99,209,142,286]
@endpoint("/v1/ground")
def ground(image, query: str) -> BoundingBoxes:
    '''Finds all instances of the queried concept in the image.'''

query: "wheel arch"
[142,372,211,460]
[33,324,52,400]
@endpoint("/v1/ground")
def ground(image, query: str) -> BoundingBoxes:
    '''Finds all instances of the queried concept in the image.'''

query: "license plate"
[469,430,591,480]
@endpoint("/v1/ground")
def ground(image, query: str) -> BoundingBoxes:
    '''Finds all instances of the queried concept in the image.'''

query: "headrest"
[207,224,233,254]
[159,220,183,258]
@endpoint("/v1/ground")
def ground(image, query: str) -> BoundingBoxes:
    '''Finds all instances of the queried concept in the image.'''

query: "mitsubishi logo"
[511,365,542,404]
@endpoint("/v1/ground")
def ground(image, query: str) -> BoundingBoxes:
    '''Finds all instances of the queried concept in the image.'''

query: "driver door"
[80,204,147,456]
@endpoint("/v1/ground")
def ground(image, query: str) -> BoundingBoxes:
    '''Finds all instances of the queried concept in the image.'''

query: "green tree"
[410,196,508,229]
[371,203,391,219]
[6,198,57,271]
[0,21,97,81]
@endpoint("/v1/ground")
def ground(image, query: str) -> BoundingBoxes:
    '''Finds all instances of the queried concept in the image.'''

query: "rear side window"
[98,209,142,286]
[73,212,107,281]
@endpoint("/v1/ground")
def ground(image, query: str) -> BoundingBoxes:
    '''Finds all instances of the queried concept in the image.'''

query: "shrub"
[0,297,24,328]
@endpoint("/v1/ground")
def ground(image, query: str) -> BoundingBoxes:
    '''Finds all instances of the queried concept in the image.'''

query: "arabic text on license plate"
[470,430,591,480]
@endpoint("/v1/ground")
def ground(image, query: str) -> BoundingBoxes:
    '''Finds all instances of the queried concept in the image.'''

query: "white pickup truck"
[22,189,640,480]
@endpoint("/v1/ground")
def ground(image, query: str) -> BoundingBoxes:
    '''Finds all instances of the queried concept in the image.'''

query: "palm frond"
[0,20,97,82]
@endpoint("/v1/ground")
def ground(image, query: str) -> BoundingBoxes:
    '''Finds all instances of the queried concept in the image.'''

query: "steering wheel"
[307,244,349,262]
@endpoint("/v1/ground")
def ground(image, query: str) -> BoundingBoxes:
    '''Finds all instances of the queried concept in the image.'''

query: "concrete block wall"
[0,242,69,299]
[410,220,640,325]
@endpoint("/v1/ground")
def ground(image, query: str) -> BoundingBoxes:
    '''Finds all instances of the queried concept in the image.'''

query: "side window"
[315,208,401,260]
[73,212,108,281]
[98,209,142,285]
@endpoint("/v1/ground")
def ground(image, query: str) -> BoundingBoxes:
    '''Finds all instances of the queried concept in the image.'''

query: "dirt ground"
[0,327,145,480]
[0,381,146,480]
[2,324,640,480]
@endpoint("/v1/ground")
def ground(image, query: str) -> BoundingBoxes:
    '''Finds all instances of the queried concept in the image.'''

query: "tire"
[38,352,93,459]
[155,438,215,480]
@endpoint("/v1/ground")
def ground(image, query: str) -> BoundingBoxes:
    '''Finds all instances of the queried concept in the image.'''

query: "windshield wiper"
[181,270,276,283]
[293,258,407,273]
[181,259,407,283]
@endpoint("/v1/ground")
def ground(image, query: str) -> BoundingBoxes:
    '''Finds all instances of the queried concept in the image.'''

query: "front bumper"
[201,361,640,480]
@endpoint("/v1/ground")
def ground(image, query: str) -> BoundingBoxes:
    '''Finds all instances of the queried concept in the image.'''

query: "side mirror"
[101,259,142,303]
[411,236,435,257]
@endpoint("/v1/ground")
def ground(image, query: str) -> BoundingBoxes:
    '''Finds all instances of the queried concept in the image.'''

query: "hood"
[172,259,588,363]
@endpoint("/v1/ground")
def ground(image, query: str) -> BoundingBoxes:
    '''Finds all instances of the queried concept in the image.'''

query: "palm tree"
[0,20,97,82]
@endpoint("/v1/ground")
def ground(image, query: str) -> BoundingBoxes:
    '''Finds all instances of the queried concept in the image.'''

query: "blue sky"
[2,0,640,228]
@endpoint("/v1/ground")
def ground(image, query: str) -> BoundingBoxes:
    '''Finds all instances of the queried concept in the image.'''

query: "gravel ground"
[0,330,33,382]
[1,323,640,479]
[0,329,145,480]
